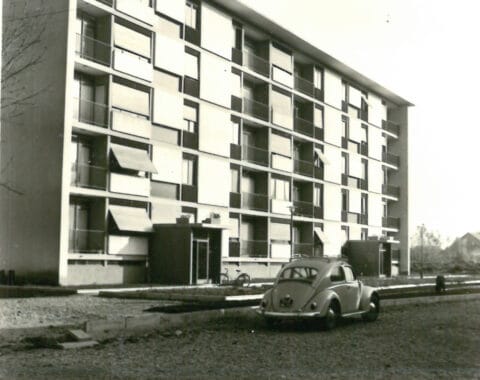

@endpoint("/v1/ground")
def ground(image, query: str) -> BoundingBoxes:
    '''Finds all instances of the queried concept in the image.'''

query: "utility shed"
[149,223,228,285]
[344,240,393,277]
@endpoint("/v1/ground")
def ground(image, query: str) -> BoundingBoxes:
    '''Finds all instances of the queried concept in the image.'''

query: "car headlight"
[310,302,317,310]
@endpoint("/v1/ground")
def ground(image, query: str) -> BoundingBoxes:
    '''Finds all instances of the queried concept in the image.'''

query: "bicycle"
[219,267,251,287]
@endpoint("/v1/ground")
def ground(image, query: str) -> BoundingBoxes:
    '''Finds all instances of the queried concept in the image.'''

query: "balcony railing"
[382,119,400,136]
[229,192,241,208]
[230,144,241,160]
[76,33,111,66]
[241,239,269,258]
[294,75,314,97]
[242,192,268,211]
[314,127,324,141]
[242,144,269,166]
[314,206,323,219]
[71,163,107,190]
[243,97,269,121]
[294,158,314,177]
[69,229,105,254]
[382,152,400,167]
[231,47,243,65]
[342,211,359,224]
[182,131,198,150]
[73,97,108,128]
[243,50,269,77]
[293,200,313,217]
[383,217,400,229]
[314,165,324,180]
[382,184,400,198]
[294,116,314,137]
[181,184,197,202]
[359,214,368,225]
[293,243,313,257]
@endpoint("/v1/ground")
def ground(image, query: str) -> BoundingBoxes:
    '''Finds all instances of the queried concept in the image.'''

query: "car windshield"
[279,266,318,282]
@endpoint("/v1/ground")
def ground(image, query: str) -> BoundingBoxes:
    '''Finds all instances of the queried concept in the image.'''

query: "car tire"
[362,294,380,322]
[322,301,340,330]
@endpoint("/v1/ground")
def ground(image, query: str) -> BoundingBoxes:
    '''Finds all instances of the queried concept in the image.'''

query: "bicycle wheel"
[219,273,230,286]
[235,273,251,287]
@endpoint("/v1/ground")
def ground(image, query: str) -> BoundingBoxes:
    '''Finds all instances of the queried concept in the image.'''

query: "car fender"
[313,289,342,317]
[359,285,379,311]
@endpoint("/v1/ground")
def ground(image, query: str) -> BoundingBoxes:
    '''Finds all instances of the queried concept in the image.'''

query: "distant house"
[443,233,480,263]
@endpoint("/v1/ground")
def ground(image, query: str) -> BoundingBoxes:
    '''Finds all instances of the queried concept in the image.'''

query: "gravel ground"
[0,295,170,329]
[0,299,479,379]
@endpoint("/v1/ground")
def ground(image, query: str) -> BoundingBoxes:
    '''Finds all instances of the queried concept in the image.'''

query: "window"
[230,168,239,193]
[383,167,388,185]
[233,24,242,50]
[183,102,198,133]
[361,159,368,180]
[341,226,349,246]
[344,266,355,282]
[184,51,199,79]
[231,119,240,145]
[314,185,323,207]
[361,125,368,144]
[271,133,291,157]
[185,1,198,29]
[342,117,348,138]
[361,228,368,240]
[182,155,196,185]
[271,177,290,201]
[314,67,323,89]
[342,82,347,102]
[330,266,345,282]
[151,181,178,199]
[342,152,349,175]
[314,106,324,128]
[292,184,300,201]
[361,193,368,215]
[341,189,349,212]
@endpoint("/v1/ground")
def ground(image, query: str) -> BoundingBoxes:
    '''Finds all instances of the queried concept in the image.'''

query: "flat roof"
[208,0,413,107]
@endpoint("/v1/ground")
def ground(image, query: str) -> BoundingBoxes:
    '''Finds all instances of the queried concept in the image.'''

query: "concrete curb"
[381,292,480,307]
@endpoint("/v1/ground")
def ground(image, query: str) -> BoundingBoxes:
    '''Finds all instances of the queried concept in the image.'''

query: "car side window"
[330,266,345,282]
[343,266,355,282]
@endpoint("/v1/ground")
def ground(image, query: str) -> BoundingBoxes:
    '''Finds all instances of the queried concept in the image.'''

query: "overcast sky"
[240,0,480,241]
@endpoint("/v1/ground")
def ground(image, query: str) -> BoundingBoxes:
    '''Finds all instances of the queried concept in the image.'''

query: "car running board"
[341,310,367,318]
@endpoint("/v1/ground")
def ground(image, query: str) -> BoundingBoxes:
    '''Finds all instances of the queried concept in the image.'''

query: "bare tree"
[1,0,49,195]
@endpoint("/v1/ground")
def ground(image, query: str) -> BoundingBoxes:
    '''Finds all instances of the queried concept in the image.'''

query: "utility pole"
[420,224,425,279]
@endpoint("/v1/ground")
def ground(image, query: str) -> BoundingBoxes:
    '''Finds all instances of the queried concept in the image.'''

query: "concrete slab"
[124,314,162,330]
[84,318,126,334]
[68,329,92,342]
[59,341,99,349]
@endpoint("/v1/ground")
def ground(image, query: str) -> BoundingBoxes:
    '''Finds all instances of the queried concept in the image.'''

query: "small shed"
[343,240,393,277]
[149,222,228,285]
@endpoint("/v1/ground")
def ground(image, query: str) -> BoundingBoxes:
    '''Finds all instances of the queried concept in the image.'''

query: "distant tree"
[410,225,445,274]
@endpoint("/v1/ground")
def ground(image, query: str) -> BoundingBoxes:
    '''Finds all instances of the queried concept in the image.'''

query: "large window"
[341,226,349,246]
[314,67,323,89]
[183,102,198,133]
[342,152,349,175]
[314,185,323,207]
[271,177,290,201]
[342,189,349,212]
[151,181,178,199]
[314,106,324,128]
[184,51,199,79]
[182,155,196,185]
[230,168,239,193]
[231,119,240,145]
[185,1,198,29]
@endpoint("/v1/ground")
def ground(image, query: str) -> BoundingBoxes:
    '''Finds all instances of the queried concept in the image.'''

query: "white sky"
[240,0,480,240]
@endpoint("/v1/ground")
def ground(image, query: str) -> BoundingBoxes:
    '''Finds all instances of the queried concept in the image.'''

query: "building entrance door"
[192,239,210,284]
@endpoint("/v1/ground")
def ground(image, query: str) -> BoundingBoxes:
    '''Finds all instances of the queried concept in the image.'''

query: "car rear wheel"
[322,301,340,330]
[362,294,380,322]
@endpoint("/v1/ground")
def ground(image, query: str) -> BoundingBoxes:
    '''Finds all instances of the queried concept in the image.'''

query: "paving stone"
[59,341,98,349]
[68,329,92,342]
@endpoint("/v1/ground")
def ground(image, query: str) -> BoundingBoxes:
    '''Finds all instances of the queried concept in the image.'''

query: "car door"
[329,265,349,314]
[342,265,361,313]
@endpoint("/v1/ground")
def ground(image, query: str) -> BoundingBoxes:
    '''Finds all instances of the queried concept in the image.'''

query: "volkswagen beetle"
[257,258,380,329]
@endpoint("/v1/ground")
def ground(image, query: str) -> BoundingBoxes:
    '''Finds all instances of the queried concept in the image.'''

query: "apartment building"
[0,0,411,285]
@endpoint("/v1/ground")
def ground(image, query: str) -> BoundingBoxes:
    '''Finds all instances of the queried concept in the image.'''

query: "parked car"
[257,258,380,329]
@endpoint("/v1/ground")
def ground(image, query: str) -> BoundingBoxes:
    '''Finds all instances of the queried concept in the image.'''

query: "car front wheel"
[362,295,380,322]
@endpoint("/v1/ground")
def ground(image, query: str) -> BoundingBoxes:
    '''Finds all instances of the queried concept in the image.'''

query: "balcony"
[293,243,313,257]
[242,192,268,211]
[76,33,111,66]
[229,239,240,257]
[382,184,400,198]
[69,229,105,254]
[294,75,314,97]
[229,192,241,208]
[294,158,314,177]
[183,77,199,98]
[382,119,400,136]
[242,144,269,166]
[382,152,400,167]
[243,51,269,77]
[294,116,314,137]
[182,131,198,150]
[342,211,359,224]
[241,239,268,258]
[181,184,197,202]
[243,97,269,121]
[293,200,313,217]
[231,47,243,65]
[73,97,108,128]
[383,217,400,229]
[71,163,106,190]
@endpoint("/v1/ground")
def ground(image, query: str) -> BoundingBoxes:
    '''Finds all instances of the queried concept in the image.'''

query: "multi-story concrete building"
[0,0,412,285]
